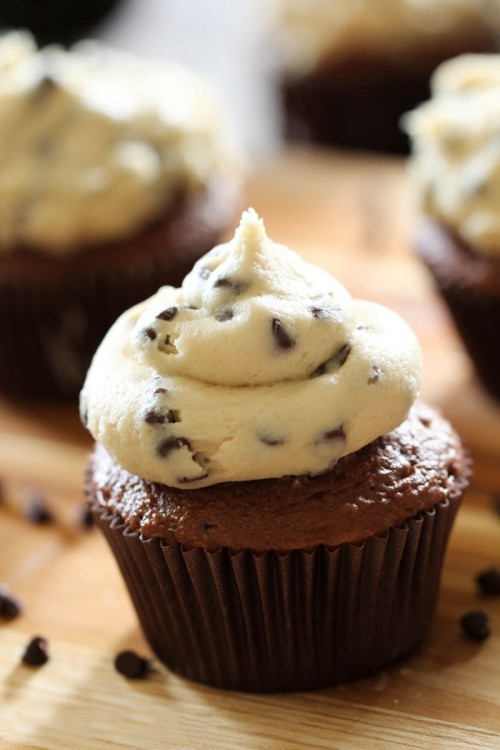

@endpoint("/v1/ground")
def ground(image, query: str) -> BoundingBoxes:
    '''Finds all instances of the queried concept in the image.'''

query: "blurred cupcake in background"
[405,54,500,401]
[0,31,242,400]
[274,0,499,153]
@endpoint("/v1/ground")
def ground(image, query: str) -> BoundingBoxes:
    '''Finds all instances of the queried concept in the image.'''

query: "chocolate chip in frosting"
[272,318,295,350]
[335,344,351,367]
[320,426,346,443]
[310,304,341,320]
[311,343,351,378]
[144,410,166,425]
[215,307,234,322]
[153,387,167,395]
[259,434,286,446]
[214,277,249,295]
[145,328,157,341]
[156,307,178,321]
[157,436,190,458]
[178,472,209,484]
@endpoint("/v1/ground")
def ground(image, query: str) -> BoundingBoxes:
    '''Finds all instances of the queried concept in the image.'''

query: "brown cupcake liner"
[91,493,462,693]
[0,181,239,400]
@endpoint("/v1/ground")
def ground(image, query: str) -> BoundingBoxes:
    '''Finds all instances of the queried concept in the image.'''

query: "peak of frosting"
[0,32,241,254]
[81,211,421,489]
[406,53,500,257]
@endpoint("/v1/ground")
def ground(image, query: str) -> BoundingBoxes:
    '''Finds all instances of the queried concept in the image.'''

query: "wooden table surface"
[1,147,500,750]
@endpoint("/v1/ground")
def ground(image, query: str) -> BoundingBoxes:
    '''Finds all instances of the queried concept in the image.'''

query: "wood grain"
[1,146,500,750]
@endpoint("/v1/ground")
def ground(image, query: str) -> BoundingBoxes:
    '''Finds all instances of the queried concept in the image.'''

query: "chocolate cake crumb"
[272,318,295,350]
[76,505,94,530]
[22,636,49,667]
[0,585,22,620]
[24,494,54,525]
[144,410,165,425]
[460,610,490,642]
[157,437,190,458]
[145,328,157,341]
[215,307,234,322]
[156,307,178,321]
[476,568,500,596]
[114,650,151,679]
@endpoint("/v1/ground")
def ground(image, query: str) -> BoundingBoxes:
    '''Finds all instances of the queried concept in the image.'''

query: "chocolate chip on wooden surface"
[271,318,295,350]
[476,568,500,596]
[24,494,54,525]
[114,650,151,679]
[22,636,49,667]
[460,610,490,642]
[0,585,22,620]
[75,505,94,530]
[156,307,178,321]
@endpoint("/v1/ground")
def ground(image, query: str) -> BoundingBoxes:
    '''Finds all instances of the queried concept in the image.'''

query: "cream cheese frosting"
[81,210,421,489]
[0,32,240,255]
[275,0,493,73]
[405,53,500,258]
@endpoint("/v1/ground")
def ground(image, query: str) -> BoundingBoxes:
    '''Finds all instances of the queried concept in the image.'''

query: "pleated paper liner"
[91,489,463,693]
[0,179,238,400]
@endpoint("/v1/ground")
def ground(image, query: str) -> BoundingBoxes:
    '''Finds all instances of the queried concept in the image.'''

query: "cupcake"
[275,0,498,153]
[405,54,500,401]
[0,32,241,400]
[81,210,469,692]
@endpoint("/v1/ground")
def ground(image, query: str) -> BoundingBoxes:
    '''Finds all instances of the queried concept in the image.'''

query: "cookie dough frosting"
[0,32,240,255]
[406,54,500,258]
[82,210,421,489]
[276,0,492,72]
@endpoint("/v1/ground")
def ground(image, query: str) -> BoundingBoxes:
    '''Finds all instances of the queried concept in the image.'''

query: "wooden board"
[1,146,500,750]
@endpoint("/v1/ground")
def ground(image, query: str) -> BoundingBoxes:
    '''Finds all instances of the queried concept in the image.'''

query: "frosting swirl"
[81,210,421,489]
[0,32,240,255]
[406,53,500,257]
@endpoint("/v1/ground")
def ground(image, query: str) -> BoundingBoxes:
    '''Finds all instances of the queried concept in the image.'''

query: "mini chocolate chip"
[144,410,165,425]
[214,276,232,288]
[310,304,341,319]
[0,585,22,620]
[311,363,327,378]
[157,437,190,458]
[335,344,351,367]
[22,636,49,667]
[214,277,248,295]
[24,494,54,525]
[476,568,500,595]
[460,610,490,642]
[272,318,295,350]
[259,434,285,446]
[166,410,180,423]
[198,267,211,280]
[321,426,346,442]
[156,307,178,321]
[357,325,371,331]
[75,505,94,530]
[145,328,157,341]
[178,472,209,484]
[114,650,151,679]
[215,307,234,322]
[153,387,167,395]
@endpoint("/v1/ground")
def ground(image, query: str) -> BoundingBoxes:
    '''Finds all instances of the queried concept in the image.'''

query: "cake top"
[275,0,493,72]
[81,210,421,490]
[0,32,241,255]
[406,53,500,257]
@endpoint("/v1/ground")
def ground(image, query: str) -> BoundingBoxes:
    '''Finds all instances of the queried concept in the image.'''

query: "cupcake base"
[0,180,239,400]
[91,496,460,692]
[417,219,500,402]
[282,29,498,154]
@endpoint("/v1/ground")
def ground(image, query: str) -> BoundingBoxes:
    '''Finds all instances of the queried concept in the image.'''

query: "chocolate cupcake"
[275,0,498,153]
[0,32,241,400]
[81,210,469,692]
[405,54,500,401]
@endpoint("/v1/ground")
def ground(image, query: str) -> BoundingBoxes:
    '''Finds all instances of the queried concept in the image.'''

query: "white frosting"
[0,32,240,255]
[406,53,500,257]
[275,0,493,72]
[81,210,421,489]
